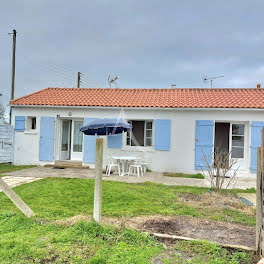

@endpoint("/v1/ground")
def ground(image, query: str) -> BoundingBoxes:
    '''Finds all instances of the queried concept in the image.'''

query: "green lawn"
[0,178,256,263]
[0,178,255,224]
[0,163,36,176]
[161,240,256,264]
[163,172,205,179]
[0,214,163,263]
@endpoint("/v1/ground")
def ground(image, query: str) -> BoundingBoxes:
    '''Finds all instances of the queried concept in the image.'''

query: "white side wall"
[11,106,264,178]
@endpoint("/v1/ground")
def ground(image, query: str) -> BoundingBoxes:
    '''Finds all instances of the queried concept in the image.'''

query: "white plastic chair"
[106,157,121,176]
[128,157,143,177]
[140,156,151,173]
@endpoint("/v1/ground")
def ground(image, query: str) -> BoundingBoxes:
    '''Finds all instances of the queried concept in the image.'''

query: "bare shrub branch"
[201,148,239,191]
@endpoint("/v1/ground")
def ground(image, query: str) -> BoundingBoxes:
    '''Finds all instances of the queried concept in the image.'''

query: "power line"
[21,57,108,88]
[47,62,108,88]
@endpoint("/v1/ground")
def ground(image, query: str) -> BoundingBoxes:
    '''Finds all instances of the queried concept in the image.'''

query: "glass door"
[70,120,84,160]
[230,123,245,169]
[60,120,71,160]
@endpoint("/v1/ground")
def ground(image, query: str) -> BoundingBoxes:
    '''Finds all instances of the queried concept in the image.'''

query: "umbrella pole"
[93,137,103,223]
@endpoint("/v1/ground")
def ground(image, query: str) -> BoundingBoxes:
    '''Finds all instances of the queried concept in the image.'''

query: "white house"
[9,86,264,178]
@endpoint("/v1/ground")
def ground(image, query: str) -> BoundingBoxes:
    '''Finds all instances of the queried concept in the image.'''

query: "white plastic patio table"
[112,156,137,176]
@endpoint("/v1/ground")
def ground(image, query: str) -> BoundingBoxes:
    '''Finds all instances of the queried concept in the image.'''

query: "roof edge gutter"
[9,104,264,111]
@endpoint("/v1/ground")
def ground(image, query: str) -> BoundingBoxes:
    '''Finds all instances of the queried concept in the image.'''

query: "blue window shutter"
[250,121,264,173]
[195,120,214,170]
[39,117,55,161]
[154,119,171,151]
[83,118,97,163]
[15,116,25,132]
[108,134,123,148]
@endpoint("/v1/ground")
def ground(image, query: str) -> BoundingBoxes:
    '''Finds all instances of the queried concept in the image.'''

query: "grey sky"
[1,1,264,109]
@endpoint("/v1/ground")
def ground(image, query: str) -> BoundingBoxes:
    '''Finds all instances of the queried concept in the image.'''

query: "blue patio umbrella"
[80,118,132,135]
[80,118,131,224]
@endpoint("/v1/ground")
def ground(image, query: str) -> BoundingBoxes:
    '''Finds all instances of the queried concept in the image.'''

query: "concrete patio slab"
[237,193,256,207]
[0,176,42,192]
[2,166,257,190]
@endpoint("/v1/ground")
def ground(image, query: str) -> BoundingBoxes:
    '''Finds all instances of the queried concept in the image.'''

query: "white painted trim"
[10,104,264,112]
[122,146,154,152]
[23,131,37,135]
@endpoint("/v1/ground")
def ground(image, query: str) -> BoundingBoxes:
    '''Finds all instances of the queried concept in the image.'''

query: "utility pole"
[77,72,81,88]
[9,29,17,124]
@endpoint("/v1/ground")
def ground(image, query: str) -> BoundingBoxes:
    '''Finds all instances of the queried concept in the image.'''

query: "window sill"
[24,130,38,135]
[122,146,154,152]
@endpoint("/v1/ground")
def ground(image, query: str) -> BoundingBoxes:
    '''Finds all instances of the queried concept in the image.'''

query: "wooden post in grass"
[93,137,103,223]
[256,146,262,253]
[256,128,264,256]
[0,178,35,218]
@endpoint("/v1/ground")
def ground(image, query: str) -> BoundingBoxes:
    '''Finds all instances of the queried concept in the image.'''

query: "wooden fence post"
[256,128,264,256]
[93,137,103,223]
[0,178,35,218]
[256,146,262,253]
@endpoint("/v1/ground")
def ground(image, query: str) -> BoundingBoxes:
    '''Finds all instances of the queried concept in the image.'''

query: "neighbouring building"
[9,86,264,178]
[0,93,14,163]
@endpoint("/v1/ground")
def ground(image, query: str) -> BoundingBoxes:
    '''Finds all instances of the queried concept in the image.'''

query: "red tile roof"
[9,87,264,109]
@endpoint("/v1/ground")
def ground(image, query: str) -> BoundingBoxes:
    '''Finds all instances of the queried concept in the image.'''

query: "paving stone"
[1,167,256,190]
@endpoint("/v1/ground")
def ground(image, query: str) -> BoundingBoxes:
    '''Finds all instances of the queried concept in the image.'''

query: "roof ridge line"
[45,87,262,90]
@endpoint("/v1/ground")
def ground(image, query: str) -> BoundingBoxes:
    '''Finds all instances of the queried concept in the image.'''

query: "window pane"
[31,117,36,129]
[231,147,244,158]
[232,136,244,147]
[131,121,144,146]
[146,130,152,137]
[232,124,245,135]
[61,121,70,151]
[126,130,131,146]
[146,138,152,146]
[73,121,83,152]
[146,122,152,129]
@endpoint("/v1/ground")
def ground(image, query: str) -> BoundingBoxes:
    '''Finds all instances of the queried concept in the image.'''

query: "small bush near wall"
[163,172,205,179]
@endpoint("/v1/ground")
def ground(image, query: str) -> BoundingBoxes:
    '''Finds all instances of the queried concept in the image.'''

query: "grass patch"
[0,179,256,263]
[162,240,256,264]
[0,179,204,219]
[209,208,256,226]
[0,213,163,263]
[0,163,36,175]
[163,172,205,179]
[0,178,255,227]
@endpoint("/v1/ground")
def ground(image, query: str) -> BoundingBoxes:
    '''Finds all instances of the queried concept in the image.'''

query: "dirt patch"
[54,214,255,248]
[135,215,255,248]
[55,215,92,226]
[55,214,123,227]
[178,191,255,216]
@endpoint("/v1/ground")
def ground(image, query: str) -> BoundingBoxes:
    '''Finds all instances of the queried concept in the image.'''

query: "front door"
[61,120,71,160]
[70,120,84,160]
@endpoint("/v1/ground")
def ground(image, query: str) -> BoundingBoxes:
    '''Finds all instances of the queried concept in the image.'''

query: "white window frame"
[24,116,37,134]
[214,120,248,170]
[144,121,153,147]
[125,120,153,148]
[230,123,245,159]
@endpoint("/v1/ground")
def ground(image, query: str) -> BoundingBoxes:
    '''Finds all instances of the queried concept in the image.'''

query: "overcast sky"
[1,1,264,109]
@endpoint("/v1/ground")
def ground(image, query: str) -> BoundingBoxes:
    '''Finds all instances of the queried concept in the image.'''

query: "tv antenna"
[171,84,176,89]
[108,75,118,88]
[203,75,224,88]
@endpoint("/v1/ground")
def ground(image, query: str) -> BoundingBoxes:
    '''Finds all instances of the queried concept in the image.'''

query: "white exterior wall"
[11,106,264,178]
